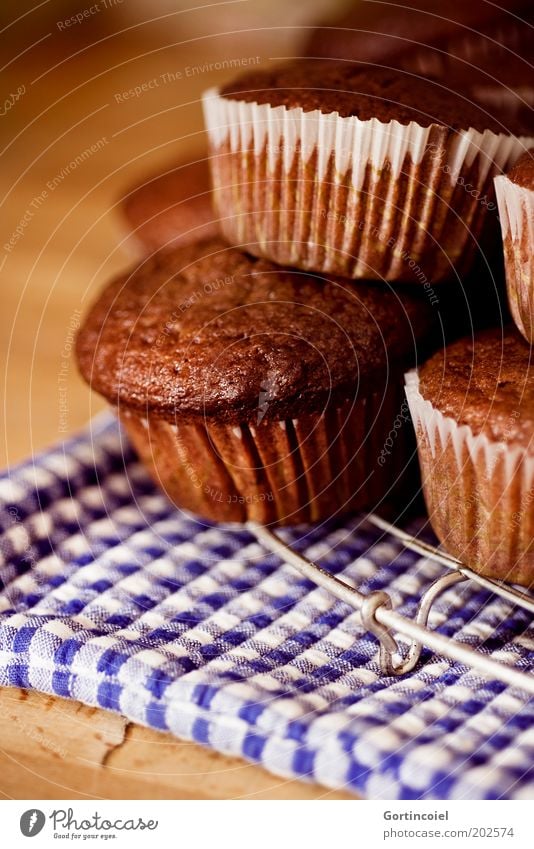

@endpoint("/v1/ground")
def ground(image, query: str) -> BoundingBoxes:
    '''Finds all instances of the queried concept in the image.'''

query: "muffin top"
[220,62,509,133]
[418,327,534,449]
[121,156,216,253]
[76,238,438,424]
[506,148,534,190]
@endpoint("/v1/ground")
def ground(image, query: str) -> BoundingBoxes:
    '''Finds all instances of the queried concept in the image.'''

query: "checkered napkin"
[0,413,533,800]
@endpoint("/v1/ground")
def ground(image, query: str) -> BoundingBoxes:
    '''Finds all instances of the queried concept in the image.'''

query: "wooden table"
[0,22,353,800]
[0,688,349,800]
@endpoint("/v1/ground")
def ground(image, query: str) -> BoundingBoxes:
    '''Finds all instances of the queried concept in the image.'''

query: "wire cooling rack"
[248,517,534,697]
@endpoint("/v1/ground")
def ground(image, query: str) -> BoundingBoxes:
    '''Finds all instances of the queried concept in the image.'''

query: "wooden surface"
[2,32,247,468]
[0,19,355,800]
[0,687,350,800]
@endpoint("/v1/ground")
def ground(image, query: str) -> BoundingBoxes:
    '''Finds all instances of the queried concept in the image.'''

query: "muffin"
[447,59,534,133]
[119,154,217,257]
[405,327,534,586]
[303,1,533,75]
[76,238,441,525]
[203,62,532,282]
[494,150,534,344]
[304,0,534,132]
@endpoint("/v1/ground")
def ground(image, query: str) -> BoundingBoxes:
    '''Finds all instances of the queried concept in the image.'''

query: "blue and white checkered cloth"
[0,413,533,799]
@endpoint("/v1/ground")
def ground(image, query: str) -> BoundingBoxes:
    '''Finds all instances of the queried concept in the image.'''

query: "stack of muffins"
[77,18,534,587]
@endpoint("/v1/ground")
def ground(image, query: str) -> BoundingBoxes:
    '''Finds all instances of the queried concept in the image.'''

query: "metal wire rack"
[247,516,534,697]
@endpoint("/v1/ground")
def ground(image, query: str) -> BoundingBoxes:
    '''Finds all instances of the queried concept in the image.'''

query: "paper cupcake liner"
[119,383,416,526]
[203,88,532,282]
[405,370,534,586]
[494,175,534,344]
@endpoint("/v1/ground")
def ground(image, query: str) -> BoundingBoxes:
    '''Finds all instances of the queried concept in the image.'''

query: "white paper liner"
[494,174,534,343]
[203,88,530,189]
[203,88,440,188]
[202,88,533,281]
[405,369,534,585]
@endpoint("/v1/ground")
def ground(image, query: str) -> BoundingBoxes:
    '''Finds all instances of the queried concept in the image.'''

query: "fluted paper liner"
[494,174,534,343]
[405,370,534,586]
[119,383,415,526]
[202,88,532,282]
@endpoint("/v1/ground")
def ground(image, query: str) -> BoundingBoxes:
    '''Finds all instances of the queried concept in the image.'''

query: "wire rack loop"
[247,520,534,696]
[361,572,467,676]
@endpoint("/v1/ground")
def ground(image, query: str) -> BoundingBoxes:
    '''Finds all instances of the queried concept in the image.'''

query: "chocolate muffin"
[495,149,534,344]
[304,1,534,131]
[119,155,217,257]
[76,238,440,525]
[303,1,533,75]
[448,58,534,133]
[405,327,534,586]
[203,62,532,282]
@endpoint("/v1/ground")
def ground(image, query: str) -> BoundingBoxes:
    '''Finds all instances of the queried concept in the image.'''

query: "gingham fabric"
[0,414,533,800]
